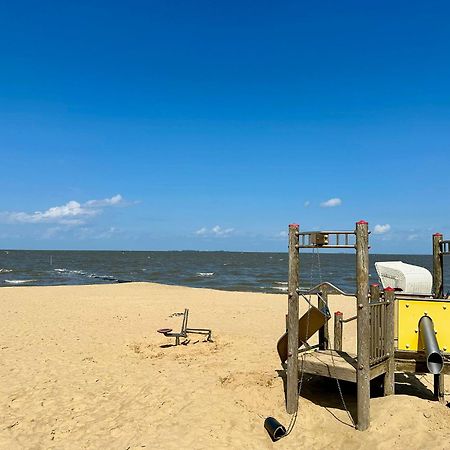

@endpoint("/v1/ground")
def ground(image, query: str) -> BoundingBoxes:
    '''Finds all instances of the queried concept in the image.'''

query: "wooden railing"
[333,297,394,368]
[369,300,389,366]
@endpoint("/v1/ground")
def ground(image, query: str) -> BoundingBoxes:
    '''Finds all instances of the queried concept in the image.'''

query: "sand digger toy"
[278,222,450,431]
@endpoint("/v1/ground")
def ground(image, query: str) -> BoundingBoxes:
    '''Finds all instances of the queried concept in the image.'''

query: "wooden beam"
[286,223,300,414]
[318,290,329,350]
[432,233,444,298]
[334,311,343,351]
[356,220,370,431]
[384,288,395,396]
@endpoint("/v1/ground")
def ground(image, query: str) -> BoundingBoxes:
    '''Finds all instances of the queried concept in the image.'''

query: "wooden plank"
[369,360,389,380]
[286,223,300,414]
[298,350,357,383]
[334,311,343,351]
[432,233,444,298]
[356,220,370,431]
[395,359,450,375]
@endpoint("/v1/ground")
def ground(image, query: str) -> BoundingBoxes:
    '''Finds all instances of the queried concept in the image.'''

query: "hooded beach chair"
[157,308,212,345]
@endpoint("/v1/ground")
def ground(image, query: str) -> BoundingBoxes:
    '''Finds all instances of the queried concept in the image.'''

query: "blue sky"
[1,1,449,252]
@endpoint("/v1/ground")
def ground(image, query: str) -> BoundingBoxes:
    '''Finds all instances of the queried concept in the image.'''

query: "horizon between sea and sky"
[1,1,450,254]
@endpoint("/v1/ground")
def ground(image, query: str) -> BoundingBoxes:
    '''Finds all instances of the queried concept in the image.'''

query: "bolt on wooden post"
[286,223,300,414]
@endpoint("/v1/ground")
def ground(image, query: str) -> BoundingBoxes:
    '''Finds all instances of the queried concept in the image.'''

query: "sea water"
[0,250,448,295]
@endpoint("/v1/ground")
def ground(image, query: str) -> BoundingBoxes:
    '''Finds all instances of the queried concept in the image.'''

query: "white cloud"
[374,224,391,234]
[304,201,310,208]
[85,194,123,207]
[407,233,419,241]
[195,225,234,237]
[75,226,120,240]
[0,194,126,226]
[320,198,342,208]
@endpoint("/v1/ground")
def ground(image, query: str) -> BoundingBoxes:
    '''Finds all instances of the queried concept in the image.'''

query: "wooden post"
[286,223,300,414]
[318,290,329,350]
[356,220,370,431]
[334,311,343,351]
[432,233,444,298]
[384,287,395,396]
[434,374,445,403]
[370,283,380,302]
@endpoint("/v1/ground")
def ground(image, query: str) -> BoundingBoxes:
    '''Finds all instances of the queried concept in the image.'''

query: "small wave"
[196,272,215,277]
[5,279,36,284]
[274,281,288,285]
[54,268,87,275]
[54,268,127,283]
[272,286,288,292]
[0,268,13,273]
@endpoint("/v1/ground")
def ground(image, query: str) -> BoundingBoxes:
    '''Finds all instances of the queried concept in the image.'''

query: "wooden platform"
[297,349,450,385]
[298,350,358,382]
[298,350,391,383]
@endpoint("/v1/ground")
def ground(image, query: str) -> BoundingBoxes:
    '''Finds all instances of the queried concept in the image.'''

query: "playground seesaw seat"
[157,308,213,345]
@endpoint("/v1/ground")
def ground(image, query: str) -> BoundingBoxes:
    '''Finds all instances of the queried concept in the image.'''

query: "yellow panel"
[397,299,450,352]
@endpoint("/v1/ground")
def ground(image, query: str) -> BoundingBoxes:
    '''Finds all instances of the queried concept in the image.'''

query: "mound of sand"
[0,282,448,449]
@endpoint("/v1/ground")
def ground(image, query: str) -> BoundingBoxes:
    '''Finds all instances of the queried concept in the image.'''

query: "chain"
[317,248,355,428]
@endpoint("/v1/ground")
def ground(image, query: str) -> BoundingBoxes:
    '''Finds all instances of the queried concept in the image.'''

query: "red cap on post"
[384,286,395,292]
[370,283,379,287]
[434,233,443,237]
[356,220,368,225]
[289,223,299,228]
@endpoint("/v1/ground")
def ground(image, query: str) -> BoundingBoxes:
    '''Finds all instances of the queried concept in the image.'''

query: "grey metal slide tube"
[418,316,444,375]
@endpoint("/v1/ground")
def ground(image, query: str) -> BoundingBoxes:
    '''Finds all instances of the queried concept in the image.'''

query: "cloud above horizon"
[374,224,391,234]
[0,194,126,226]
[320,198,342,208]
[195,225,235,237]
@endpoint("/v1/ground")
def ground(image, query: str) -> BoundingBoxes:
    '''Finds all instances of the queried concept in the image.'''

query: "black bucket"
[264,417,287,441]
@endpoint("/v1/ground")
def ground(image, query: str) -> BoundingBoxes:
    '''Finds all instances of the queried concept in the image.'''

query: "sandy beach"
[0,282,449,449]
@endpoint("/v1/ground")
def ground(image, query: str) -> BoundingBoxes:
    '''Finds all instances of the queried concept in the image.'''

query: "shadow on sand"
[276,370,444,426]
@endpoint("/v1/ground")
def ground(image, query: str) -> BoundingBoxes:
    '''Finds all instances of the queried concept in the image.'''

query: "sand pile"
[0,282,448,449]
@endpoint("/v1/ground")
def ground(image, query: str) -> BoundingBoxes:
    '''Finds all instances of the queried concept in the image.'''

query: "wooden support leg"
[356,221,370,431]
[286,224,300,414]
[318,291,329,350]
[384,289,395,396]
[434,374,445,403]
[383,364,395,396]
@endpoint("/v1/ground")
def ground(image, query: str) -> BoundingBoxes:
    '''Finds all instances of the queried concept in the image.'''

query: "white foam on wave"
[196,272,215,277]
[274,281,288,285]
[5,279,36,284]
[272,286,288,292]
[54,268,87,275]
[0,268,13,273]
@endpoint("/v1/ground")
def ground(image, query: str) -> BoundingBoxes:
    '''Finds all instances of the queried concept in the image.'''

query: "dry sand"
[0,282,449,449]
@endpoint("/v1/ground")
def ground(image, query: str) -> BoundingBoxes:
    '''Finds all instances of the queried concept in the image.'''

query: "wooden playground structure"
[279,221,450,431]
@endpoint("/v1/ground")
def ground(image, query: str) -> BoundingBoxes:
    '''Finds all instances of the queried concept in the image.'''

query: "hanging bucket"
[264,417,287,441]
